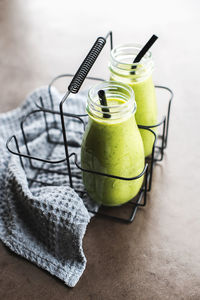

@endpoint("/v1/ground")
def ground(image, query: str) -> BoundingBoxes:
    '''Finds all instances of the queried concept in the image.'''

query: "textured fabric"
[0,86,98,287]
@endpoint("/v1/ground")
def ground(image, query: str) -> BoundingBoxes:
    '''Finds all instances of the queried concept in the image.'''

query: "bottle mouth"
[87,81,136,121]
[109,43,154,80]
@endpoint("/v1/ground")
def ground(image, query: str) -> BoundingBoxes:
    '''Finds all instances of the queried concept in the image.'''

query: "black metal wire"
[5,31,173,223]
[105,31,113,50]
[138,126,157,191]
[71,152,147,181]
[6,135,67,165]
[59,91,73,187]
[46,74,104,115]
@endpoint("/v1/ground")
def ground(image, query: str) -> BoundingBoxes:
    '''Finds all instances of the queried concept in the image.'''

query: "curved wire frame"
[6,77,172,190]
[5,30,173,223]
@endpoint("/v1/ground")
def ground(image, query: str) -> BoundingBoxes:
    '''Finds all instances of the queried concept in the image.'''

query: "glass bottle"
[81,81,145,206]
[109,44,157,157]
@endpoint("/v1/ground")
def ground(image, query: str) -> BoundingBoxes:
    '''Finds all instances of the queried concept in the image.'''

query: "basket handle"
[68,37,106,94]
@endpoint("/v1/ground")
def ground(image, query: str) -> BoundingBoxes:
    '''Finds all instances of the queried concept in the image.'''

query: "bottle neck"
[109,43,154,83]
[87,81,136,122]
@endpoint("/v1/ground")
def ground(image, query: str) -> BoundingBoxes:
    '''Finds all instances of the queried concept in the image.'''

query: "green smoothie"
[81,98,145,206]
[128,75,157,157]
[109,44,157,157]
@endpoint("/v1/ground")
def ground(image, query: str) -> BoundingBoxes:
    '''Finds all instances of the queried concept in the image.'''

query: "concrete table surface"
[0,0,200,299]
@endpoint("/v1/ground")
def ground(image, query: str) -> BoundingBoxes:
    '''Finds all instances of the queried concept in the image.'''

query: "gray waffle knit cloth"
[0,86,99,287]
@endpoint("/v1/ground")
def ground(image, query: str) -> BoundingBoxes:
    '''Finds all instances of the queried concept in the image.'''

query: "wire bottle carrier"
[6,31,173,223]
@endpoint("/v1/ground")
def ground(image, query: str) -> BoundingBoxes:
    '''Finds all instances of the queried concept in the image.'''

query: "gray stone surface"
[0,0,200,299]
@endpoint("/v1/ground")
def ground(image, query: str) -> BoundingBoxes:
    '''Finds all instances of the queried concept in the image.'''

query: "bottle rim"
[111,43,152,65]
[109,43,154,80]
[87,80,136,121]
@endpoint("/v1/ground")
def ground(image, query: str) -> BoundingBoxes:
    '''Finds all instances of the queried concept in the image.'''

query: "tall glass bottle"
[109,44,157,157]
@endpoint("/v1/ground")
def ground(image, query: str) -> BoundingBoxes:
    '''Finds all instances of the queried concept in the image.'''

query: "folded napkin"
[0,86,99,287]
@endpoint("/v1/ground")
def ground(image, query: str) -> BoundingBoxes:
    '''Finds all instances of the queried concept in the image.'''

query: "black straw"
[98,90,111,118]
[131,34,158,74]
